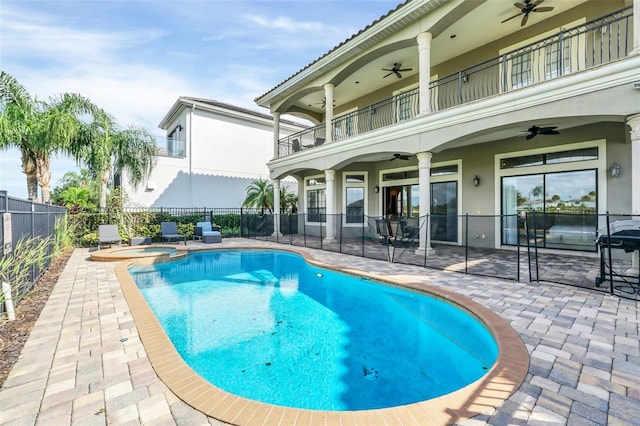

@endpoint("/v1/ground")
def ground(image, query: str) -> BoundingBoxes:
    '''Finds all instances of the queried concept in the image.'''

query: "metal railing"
[276,6,633,158]
[277,125,326,157]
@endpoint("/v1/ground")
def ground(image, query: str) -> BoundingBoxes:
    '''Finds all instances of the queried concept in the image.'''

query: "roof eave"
[254,0,450,107]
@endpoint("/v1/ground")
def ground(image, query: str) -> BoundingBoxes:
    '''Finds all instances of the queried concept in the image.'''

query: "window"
[501,170,597,250]
[166,124,185,157]
[501,148,598,169]
[343,173,367,225]
[511,52,533,89]
[546,38,571,79]
[305,176,326,223]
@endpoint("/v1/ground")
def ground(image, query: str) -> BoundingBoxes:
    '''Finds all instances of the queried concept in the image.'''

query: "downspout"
[189,103,196,207]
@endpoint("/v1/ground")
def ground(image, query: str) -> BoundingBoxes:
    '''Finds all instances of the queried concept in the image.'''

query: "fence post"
[30,199,36,283]
[240,208,244,237]
[465,214,469,275]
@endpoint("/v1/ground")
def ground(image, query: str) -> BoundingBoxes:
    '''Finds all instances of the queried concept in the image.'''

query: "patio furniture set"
[97,221,222,249]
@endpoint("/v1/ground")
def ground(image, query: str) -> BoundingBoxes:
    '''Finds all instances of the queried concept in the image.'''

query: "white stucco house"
[123,97,305,208]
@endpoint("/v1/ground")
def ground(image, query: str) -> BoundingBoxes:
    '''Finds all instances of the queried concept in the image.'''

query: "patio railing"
[276,6,633,158]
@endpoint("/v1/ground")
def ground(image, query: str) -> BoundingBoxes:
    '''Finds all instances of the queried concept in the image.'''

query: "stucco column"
[324,83,334,144]
[273,112,281,158]
[417,32,433,115]
[631,0,640,55]
[324,169,336,241]
[272,178,282,237]
[417,152,434,255]
[628,114,640,272]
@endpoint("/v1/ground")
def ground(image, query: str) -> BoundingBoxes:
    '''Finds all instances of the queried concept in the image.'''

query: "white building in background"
[123,97,305,208]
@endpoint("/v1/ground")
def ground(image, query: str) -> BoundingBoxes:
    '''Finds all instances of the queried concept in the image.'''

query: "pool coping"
[113,245,529,425]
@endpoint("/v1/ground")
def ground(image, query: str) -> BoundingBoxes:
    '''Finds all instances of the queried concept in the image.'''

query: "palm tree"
[0,72,93,202]
[280,186,298,213]
[242,179,274,212]
[0,72,40,200]
[34,93,95,203]
[72,107,156,210]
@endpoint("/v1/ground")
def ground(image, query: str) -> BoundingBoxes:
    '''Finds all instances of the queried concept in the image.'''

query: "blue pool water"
[129,250,498,411]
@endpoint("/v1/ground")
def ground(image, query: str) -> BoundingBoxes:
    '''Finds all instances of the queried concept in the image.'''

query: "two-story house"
[124,97,305,208]
[256,0,639,255]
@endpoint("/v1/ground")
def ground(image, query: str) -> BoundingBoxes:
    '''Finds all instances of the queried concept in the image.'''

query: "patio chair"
[98,224,122,250]
[291,139,301,152]
[161,221,187,245]
[397,217,419,245]
[375,218,393,244]
[193,221,222,243]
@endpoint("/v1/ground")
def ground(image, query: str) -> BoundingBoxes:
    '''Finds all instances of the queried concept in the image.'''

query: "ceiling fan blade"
[546,130,560,135]
[383,72,393,78]
[398,68,413,72]
[501,12,522,24]
[533,0,545,6]
[533,6,554,12]
[521,13,529,27]
[514,2,526,9]
[526,133,536,140]
[396,72,402,79]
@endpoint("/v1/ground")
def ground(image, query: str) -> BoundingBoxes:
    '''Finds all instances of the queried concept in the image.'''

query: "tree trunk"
[35,155,51,204]
[20,148,38,201]
[99,168,110,210]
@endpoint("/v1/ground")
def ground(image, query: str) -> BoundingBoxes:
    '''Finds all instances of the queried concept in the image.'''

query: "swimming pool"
[129,249,499,411]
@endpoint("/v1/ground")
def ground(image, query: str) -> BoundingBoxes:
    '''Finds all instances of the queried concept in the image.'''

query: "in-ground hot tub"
[90,245,188,263]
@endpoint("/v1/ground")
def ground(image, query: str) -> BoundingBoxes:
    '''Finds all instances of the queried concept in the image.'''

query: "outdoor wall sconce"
[462,73,469,83]
[473,175,480,187]
[374,185,380,193]
[610,162,621,177]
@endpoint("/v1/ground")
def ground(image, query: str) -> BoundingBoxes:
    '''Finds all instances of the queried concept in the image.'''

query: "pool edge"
[114,245,529,426]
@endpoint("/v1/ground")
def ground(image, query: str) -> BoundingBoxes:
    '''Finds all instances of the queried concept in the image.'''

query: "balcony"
[155,136,186,158]
[277,6,633,158]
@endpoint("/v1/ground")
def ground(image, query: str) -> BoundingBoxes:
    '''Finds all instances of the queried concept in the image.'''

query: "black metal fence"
[0,191,67,314]
[239,211,639,301]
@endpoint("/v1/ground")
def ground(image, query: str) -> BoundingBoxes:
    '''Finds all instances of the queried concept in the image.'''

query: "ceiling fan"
[524,125,559,140]
[390,153,411,161]
[501,0,554,27]
[382,63,413,79]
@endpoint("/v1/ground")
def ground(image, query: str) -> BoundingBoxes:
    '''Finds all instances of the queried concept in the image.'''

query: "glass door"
[431,181,457,242]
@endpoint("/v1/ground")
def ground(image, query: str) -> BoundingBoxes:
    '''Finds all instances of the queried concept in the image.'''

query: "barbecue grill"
[595,219,640,294]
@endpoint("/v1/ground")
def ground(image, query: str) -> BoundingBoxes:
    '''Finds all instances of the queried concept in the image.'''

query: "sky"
[0,0,400,200]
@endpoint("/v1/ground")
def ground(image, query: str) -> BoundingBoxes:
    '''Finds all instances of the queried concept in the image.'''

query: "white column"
[628,114,640,272]
[324,169,336,241]
[417,32,433,115]
[324,83,334,144]
[630,114,640,216]
[273,112,281,158]
[631,0,640,55]
[272,178,282,236]
[417,152,434,255]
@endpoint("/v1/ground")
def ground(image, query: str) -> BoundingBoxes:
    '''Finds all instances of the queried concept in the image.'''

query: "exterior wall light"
[610,162,621,177]
[473,175,480,187]
[374,185,380,193]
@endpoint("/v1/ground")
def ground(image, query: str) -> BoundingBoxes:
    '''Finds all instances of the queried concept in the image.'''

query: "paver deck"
[1,239,639,425]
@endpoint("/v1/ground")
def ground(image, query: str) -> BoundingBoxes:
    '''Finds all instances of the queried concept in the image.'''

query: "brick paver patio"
[1,239,639,425]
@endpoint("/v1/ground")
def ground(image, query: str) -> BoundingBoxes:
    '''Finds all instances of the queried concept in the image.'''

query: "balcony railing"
[155,136,186,158]
[276,6,633,158]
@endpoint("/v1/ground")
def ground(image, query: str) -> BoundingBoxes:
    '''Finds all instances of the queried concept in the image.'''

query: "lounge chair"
[98,224,122,249]
[161,221,187,245]
[193,221,222,243]
[397,217,419,245]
